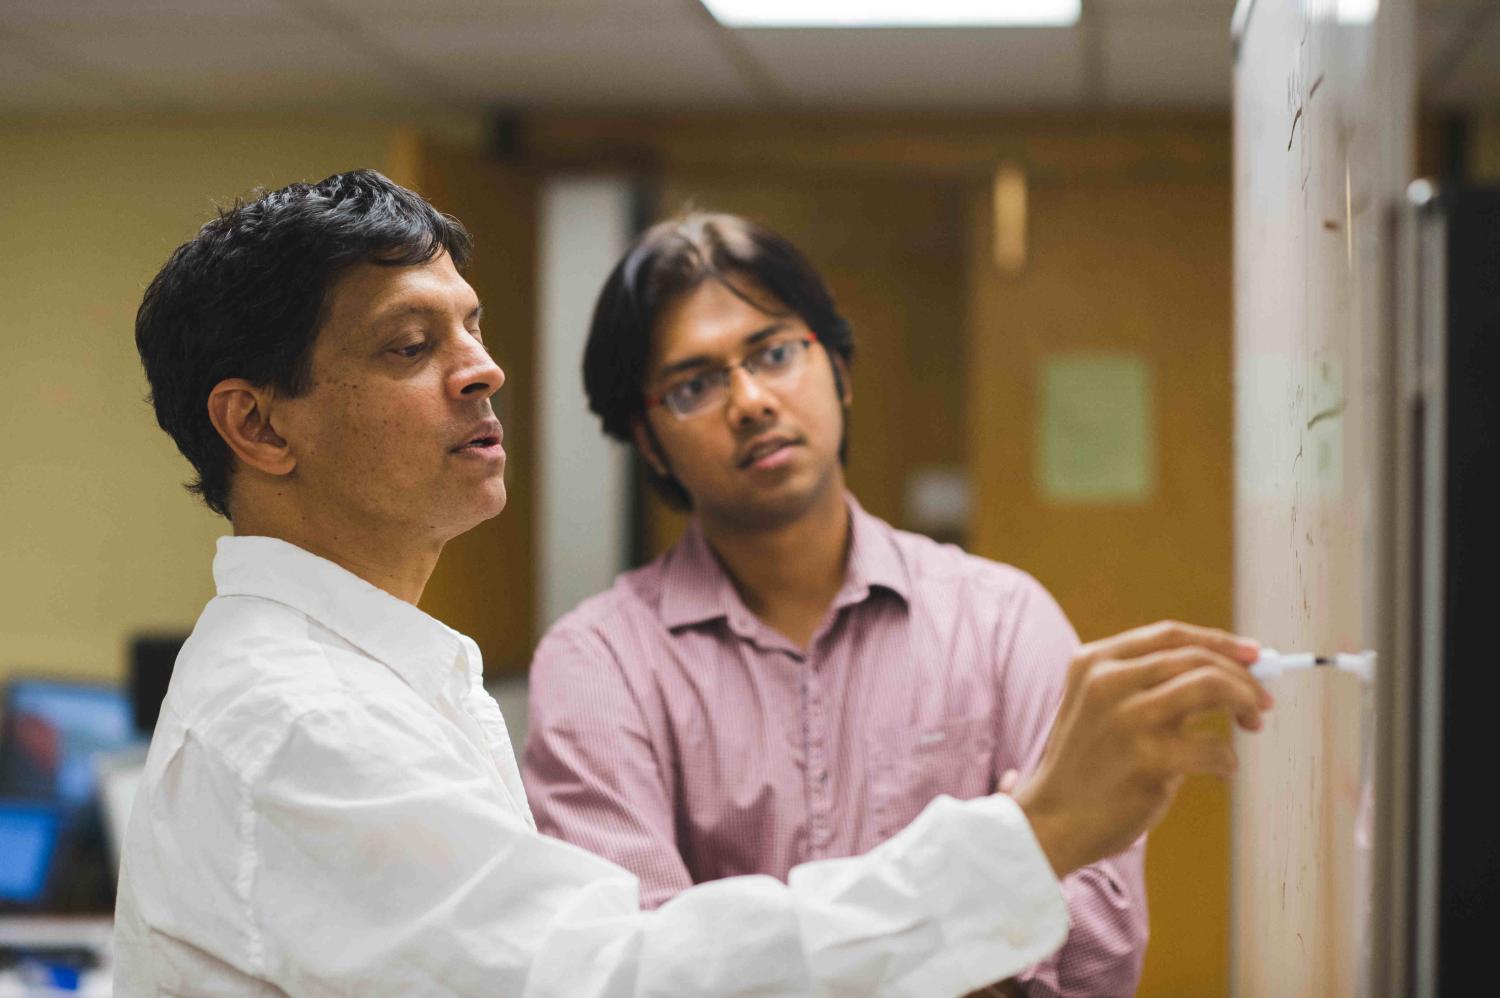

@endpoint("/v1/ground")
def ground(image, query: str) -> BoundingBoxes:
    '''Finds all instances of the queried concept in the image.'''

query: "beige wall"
[0,113,478,686]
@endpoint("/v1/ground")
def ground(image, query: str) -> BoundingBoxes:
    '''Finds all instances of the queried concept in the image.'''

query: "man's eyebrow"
[366,300,483,333]
[655,321,790,379]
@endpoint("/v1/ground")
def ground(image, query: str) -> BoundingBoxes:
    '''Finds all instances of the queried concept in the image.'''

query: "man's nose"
[724,365,776,425]
[449,335,505,400]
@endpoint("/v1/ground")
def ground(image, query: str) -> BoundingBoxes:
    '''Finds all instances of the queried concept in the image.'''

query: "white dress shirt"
[114,536,1068,997]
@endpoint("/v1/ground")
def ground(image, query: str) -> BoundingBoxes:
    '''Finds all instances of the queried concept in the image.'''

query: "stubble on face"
[276,252,507,546]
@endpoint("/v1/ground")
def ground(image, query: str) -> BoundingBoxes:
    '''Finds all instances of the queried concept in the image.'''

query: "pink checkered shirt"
[523,496,1146,997]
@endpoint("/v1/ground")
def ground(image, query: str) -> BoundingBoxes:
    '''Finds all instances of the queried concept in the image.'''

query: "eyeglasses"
[645,333,821,420]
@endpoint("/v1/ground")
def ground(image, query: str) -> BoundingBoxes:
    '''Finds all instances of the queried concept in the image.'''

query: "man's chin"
[707,481,829,533]
[477,482,509,522]
[443,483,508,540]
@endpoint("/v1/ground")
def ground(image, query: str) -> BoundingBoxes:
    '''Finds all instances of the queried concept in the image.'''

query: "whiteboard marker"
[1249,649,1375,683]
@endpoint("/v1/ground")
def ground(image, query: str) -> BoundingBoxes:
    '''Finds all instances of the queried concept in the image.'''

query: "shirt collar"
[658,493,911,632]
[658,520,738,631]
[212,535,467,702]
[837,494,911,608]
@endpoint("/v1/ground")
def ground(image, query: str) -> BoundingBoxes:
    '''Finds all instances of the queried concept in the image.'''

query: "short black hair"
[582,212,854,509]
[136,169,471,519]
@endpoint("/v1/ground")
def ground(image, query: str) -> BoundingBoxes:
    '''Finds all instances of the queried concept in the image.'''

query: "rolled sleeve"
[252,701,1068,995]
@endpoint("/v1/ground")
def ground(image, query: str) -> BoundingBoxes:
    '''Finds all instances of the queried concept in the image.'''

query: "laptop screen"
[0,800,62,904]
[0,680,141,810]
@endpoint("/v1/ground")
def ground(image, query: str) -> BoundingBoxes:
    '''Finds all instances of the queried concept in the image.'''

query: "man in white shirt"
[115,169,1270,996]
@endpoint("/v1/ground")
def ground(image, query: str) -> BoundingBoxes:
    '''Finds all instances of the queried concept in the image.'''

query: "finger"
[1128,666,1266,733]
[1084,620,1259,666]
[997,769,1020,795]
[1162,730,1240,779]
[1092,647,1272,709]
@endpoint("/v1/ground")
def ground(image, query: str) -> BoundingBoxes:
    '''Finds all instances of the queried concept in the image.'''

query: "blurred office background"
[1,0,1497,993]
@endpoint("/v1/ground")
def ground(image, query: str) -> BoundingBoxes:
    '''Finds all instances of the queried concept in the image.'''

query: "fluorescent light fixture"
[700,0,1081,28]
[1336,0,1379,25]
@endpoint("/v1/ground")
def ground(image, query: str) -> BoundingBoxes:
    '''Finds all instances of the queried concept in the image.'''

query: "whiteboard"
[1230,0,1412,995]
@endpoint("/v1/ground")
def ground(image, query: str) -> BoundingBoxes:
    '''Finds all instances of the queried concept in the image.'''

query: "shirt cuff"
[900,794,1070,996]
[793,793,1070,997]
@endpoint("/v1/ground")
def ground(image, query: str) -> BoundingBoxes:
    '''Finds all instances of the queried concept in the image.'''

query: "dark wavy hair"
[135,169,471,519]
[582,212,854,509]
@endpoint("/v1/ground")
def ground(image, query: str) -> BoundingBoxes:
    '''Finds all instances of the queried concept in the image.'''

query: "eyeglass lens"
[664,337,813,417]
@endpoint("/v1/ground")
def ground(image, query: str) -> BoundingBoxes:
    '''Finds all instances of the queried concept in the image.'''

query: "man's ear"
[831,353,853,408]
[631,416,670,478]
[206,379,297,477]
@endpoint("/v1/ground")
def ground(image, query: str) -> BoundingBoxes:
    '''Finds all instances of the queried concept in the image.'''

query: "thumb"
[997,769,1020,795]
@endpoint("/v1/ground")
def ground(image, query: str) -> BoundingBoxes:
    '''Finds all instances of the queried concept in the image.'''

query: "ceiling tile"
[312,0,685,19]
[1091,0,1234,30]
[1102,23,1232,106]
[50,25,426,110]
[0,0,301,31]
[1091,0,1236,14]
[0,46,135,112]
[359,18,758,108]
[735,27,1087,109]
[6,0,1471,113]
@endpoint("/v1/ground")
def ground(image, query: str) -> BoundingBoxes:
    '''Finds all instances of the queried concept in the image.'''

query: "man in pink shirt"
[525,214,1160,996]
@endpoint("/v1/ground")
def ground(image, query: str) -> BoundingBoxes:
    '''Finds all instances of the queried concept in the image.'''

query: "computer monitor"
[129,634,185,736]
[0,678,142,812]
[0,799,62,906]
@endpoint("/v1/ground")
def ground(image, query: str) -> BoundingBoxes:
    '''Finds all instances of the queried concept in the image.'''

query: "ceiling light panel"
[700,0,1081,28]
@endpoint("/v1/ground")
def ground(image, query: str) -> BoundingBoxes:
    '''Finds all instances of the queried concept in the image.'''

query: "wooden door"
[966,176,1235,997]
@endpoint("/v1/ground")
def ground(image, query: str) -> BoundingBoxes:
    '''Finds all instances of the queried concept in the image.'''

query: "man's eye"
[667,376,708,405]
[393,342,428,359]
[757,342,794,369]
